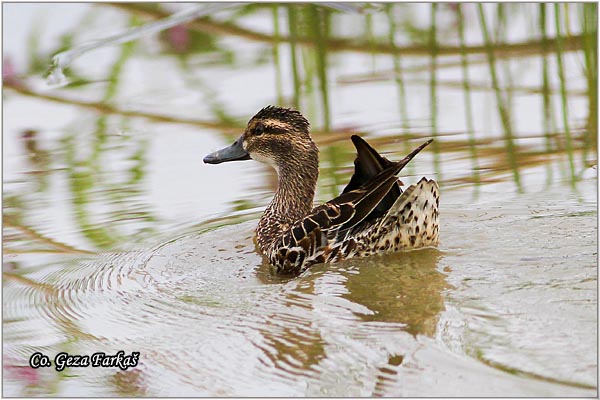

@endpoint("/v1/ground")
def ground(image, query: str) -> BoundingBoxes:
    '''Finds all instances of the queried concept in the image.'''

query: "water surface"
[3,3,597,396]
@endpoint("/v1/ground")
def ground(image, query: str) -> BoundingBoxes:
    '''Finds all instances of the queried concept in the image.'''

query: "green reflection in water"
[457,4,480,193]
[554,3,577,187]
[540,3,556,187]
[477,4,522,193]
[287,4,301,109]
[581,3,598,165]
[429,3,441,182]
[386,4,413,176]
[1,2,595,278]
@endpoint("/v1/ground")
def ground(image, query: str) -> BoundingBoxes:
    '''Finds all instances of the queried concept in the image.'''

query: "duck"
[204,106,439,275]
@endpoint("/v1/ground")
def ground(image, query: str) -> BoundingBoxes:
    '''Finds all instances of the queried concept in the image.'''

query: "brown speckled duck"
[204,106,439,275]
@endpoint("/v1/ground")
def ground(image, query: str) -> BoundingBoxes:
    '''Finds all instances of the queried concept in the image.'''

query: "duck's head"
[203,106,318,173]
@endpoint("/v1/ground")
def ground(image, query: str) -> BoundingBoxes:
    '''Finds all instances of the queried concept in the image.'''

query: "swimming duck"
[204,106,439,275]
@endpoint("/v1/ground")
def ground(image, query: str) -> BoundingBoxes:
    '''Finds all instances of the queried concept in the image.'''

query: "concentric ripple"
[4,196,597,396]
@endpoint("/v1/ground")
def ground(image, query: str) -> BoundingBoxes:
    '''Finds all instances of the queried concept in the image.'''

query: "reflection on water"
[2,223,444,396]
[3,2,597,397]
[340,250,446,336]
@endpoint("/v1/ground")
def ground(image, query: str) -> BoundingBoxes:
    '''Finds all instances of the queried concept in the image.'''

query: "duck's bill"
[203,135,251,164]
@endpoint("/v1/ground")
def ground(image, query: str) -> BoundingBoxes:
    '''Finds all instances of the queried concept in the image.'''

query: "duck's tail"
[384,177,440,249]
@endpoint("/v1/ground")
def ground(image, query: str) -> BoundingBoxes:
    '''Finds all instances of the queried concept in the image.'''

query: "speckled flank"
[353,177,440,255]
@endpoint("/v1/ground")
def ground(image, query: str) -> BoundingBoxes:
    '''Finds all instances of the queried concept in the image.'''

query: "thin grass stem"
[581,3,598,166]
[554,3,577,186]
[272,5,284,105]
[478,4,522,192]
[457,4,480,189]
[540,3,555,185]
[429,4,441,181]
[386,3,413,174]
[287,5,301,109]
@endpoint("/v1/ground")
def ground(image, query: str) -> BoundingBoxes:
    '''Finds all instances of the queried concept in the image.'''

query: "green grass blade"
[581,3,598,166]
[554,3,577,186]
[272,4,283,105]
[540,3,556,186]
[429,4,441,181]
[478,4,522,192]
[457,4,480,190]
[287,4,301,109]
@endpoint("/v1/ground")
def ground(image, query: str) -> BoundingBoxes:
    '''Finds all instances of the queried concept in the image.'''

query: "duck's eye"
[254,123,265,136]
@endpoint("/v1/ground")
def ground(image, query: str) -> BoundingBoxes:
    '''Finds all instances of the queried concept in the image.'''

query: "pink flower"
[4,357,40,386]
[2,57,20,86]
[167,25,190,53]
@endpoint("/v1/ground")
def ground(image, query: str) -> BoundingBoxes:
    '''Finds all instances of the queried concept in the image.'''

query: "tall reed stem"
[457,4,480,188]
[554,3,577,185]
[478,4,522,192]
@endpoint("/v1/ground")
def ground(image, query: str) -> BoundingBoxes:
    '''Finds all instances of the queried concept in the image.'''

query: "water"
[3,3,597,396]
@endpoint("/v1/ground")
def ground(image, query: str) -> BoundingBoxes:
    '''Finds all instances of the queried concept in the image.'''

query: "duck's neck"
[269,163,318,222]
[257,152,319,252]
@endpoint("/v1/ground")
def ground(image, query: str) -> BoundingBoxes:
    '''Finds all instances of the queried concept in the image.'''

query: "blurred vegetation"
[3,2,597,256]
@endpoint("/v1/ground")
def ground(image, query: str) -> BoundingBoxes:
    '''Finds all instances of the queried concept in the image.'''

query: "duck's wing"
[342,136,431,220]
[342,135,396,193]
[342,136,433,229]
[328,138,428,241]
[275,168,401,273]
[274,139,433,273]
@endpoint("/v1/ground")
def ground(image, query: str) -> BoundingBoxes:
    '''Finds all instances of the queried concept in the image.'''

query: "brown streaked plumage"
[204,106,439,275]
